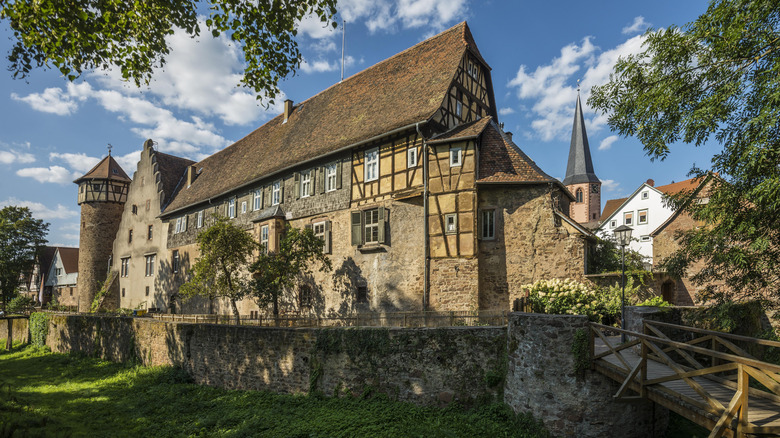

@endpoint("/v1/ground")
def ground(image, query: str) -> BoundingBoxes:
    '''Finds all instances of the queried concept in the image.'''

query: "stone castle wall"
[77,202,125,312]
[38,313,666,437]
[0,317,29,345]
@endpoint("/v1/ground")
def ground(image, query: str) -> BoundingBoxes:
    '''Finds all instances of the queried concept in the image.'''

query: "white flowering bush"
[523,278,622,324]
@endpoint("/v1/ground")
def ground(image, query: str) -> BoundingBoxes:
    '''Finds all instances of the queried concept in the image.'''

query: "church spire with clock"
[563,90,601,224]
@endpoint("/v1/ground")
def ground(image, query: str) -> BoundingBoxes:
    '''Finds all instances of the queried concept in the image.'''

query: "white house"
[598,178,699,265]
[44,247,79,306]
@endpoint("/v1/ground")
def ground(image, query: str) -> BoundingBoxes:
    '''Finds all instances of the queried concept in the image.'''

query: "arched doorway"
[661,281,675,304]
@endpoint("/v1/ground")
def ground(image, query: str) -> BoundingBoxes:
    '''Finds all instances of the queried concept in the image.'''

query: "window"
[272,181,281,205]
[364,209,380,243]
[145,286,150,297]
[624,212,633,226]
[300,170,312,198]
[576,188,583,203]
[253,189,262,210]
[313,221,326,239]
[640,235,651,242]
[175,218,181,234]
[70,287,73,296]
[120,258,129,277]
[356,285,368,303]
[172,250,180,273]
[480,209,495,240]
[128,229,133,243]
[144,254,156,277]
[122,288,125,298]
[55,267,62,276]
[407,147,418,168]
[132,205,138,215]
[175,216,187,234]
[641,191,649,200]
[228,199,236,218]
[364,148,378,182]
[241,201,247,214]
[455,100,463,118]
[325,163,338,192]
[638,209,648,224]
[449,146,462,167]
[445,213,458,234]
[197,211,203,228]
[299,285,312,308]
[147,225,153,240]
[610,220,617,228]
[260,225,269,253]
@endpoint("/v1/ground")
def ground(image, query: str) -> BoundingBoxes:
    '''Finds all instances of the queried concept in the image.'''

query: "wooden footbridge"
[590,320,780,437]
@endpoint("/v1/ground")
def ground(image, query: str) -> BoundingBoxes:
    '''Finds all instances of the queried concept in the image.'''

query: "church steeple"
[563,93,599,186]
[563,91,601,224]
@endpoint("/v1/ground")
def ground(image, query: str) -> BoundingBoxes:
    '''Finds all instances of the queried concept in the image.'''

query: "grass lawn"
[0,344,549,437]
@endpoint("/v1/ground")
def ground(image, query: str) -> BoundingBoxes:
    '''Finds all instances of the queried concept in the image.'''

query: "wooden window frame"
[260,225,269,254]
[120,257,129,277]
[325,163,338,192]
[624,211,633,226]
[638,209,648,225]
[480,209,496,240]
[228,198,236,218]
[172,250,180,273]
[197,211,203,228]
[407,147,418,168]
[272,181,282,205]
[449,146,462,167]
[253,189,262,210]
[364,148,379,182]
[144,254,156,277]
[445,213,458,235]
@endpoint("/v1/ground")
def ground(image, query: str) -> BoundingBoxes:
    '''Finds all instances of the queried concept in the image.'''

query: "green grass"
[0,345,549,437]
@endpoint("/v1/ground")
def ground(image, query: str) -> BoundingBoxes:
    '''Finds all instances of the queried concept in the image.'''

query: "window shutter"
[324,220,331,254]
[319,167,326,194]
[336,161,342,189]
[377,207,386,244]
[183,215,187,231]
[351,211,363,246]
[279,180,284,203]
[310,169,317,194]
[294,173,301,200]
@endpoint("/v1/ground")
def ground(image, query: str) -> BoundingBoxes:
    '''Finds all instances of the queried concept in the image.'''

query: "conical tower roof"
[562,94,599,185]
[73,153,131,184]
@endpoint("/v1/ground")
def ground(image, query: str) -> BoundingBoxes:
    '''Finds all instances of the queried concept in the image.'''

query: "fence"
[149,310,510,328]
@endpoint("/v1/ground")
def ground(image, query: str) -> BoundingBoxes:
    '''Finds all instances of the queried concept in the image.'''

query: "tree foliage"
[588,236,647,275]
[251,225,331,318]
[179,216,257,324]
[589,0,780,301]
[0,0,337,100]
[0,206,48,311]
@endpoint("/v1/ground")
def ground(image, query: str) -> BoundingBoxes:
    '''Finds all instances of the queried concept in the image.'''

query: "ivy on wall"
[29,312,48,347]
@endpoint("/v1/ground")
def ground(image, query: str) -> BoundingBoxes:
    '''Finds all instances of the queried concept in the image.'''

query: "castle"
[74,22,599,316]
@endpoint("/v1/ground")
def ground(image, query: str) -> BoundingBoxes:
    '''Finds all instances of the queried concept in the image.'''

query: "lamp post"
[613,225,633,342]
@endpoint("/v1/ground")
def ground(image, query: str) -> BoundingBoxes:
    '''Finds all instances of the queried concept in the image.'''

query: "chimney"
[187,165,197,187]
[283,99,293,123]
[646,179,655,187]
[505,131,513,142]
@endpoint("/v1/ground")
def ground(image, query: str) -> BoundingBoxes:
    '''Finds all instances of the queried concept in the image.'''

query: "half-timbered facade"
[84,22,593,316]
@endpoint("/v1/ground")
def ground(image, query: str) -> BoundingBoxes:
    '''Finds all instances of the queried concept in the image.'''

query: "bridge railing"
[589,321,780,437]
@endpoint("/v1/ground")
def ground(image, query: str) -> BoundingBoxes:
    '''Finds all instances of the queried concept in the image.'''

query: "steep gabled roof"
[155,152,195,206]
[37,246,57,277]
[601,197,627,220]
[164,21,481,215]
[56,247,79,274]
[428,117,492,144]
[73,154,131,184]
[562,94,599,185]
[598,176,705,227]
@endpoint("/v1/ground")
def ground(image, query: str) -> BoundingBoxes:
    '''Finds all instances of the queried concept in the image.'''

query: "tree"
[179,216,257,324]
[0,0,337,101]
[0,206,48,312]
[589,0,780,302]
[588,236,647,275]
[251,225,331,319]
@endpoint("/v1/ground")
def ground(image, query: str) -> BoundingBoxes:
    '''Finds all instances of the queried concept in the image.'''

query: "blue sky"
[0,0,718,246]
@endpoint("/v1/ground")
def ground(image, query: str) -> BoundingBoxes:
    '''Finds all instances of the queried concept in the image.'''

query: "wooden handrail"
[644,320,780,348]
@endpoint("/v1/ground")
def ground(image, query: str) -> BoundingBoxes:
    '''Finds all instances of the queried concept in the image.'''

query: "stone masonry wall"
[0,317,29,345]
[428,257,479,311]
[504,313,667,438]
[77,202,125,312]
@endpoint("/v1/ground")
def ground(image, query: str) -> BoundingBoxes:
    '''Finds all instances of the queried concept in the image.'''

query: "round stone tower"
[74,149,131,312]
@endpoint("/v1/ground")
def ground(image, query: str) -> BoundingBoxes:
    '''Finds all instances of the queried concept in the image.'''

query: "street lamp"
[613,225,633,342]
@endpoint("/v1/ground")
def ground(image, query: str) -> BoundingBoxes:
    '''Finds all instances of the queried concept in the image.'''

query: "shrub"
[7,296,35,314]
[637,296,671,307]
[29,312,48,347]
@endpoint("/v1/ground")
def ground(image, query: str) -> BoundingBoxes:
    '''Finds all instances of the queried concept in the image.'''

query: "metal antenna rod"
[340,20,345,82]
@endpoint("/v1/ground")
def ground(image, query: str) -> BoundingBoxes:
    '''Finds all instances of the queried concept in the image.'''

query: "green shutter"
[294,173,301,200]
[336,161,343,189]
[279,180,284,203]
[324,220,331,254]
[377,207,386,244]
[319,166,326,194]
[351,211,363,246]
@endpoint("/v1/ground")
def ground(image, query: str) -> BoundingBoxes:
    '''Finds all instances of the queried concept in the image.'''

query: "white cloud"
[0,150,36,164]
[298,14,338,39]
[11,87,79,115]
[508,34,647,141]
[622,16,650,35]
[114,150,142,174]
[498,107,515,116]
[50,152,101,174]
[599,135,619,151]
[301,59,339,74]
[0,198,78,220]
[601,179,620,193]
[337,0,466,34]
[16,166,76,185]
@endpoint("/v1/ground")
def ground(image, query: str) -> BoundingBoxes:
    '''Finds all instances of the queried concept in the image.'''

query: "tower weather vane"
[107,143,113,156]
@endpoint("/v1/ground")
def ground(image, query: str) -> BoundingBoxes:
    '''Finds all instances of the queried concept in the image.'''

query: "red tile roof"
[155,151,195,206]
[601,197,627,220]
[656,177,701,196]
[428,117,492,144]
[164,22,481,215]
[57,247,79,274]
[477,121,558,184]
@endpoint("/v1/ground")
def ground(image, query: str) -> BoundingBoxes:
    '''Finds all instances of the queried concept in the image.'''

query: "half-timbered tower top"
[74,151,131,205]
[562,94,599,186]
[162,21,497,217]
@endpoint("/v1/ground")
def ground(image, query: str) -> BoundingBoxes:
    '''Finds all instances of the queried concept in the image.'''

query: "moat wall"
[34,312,666,437]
